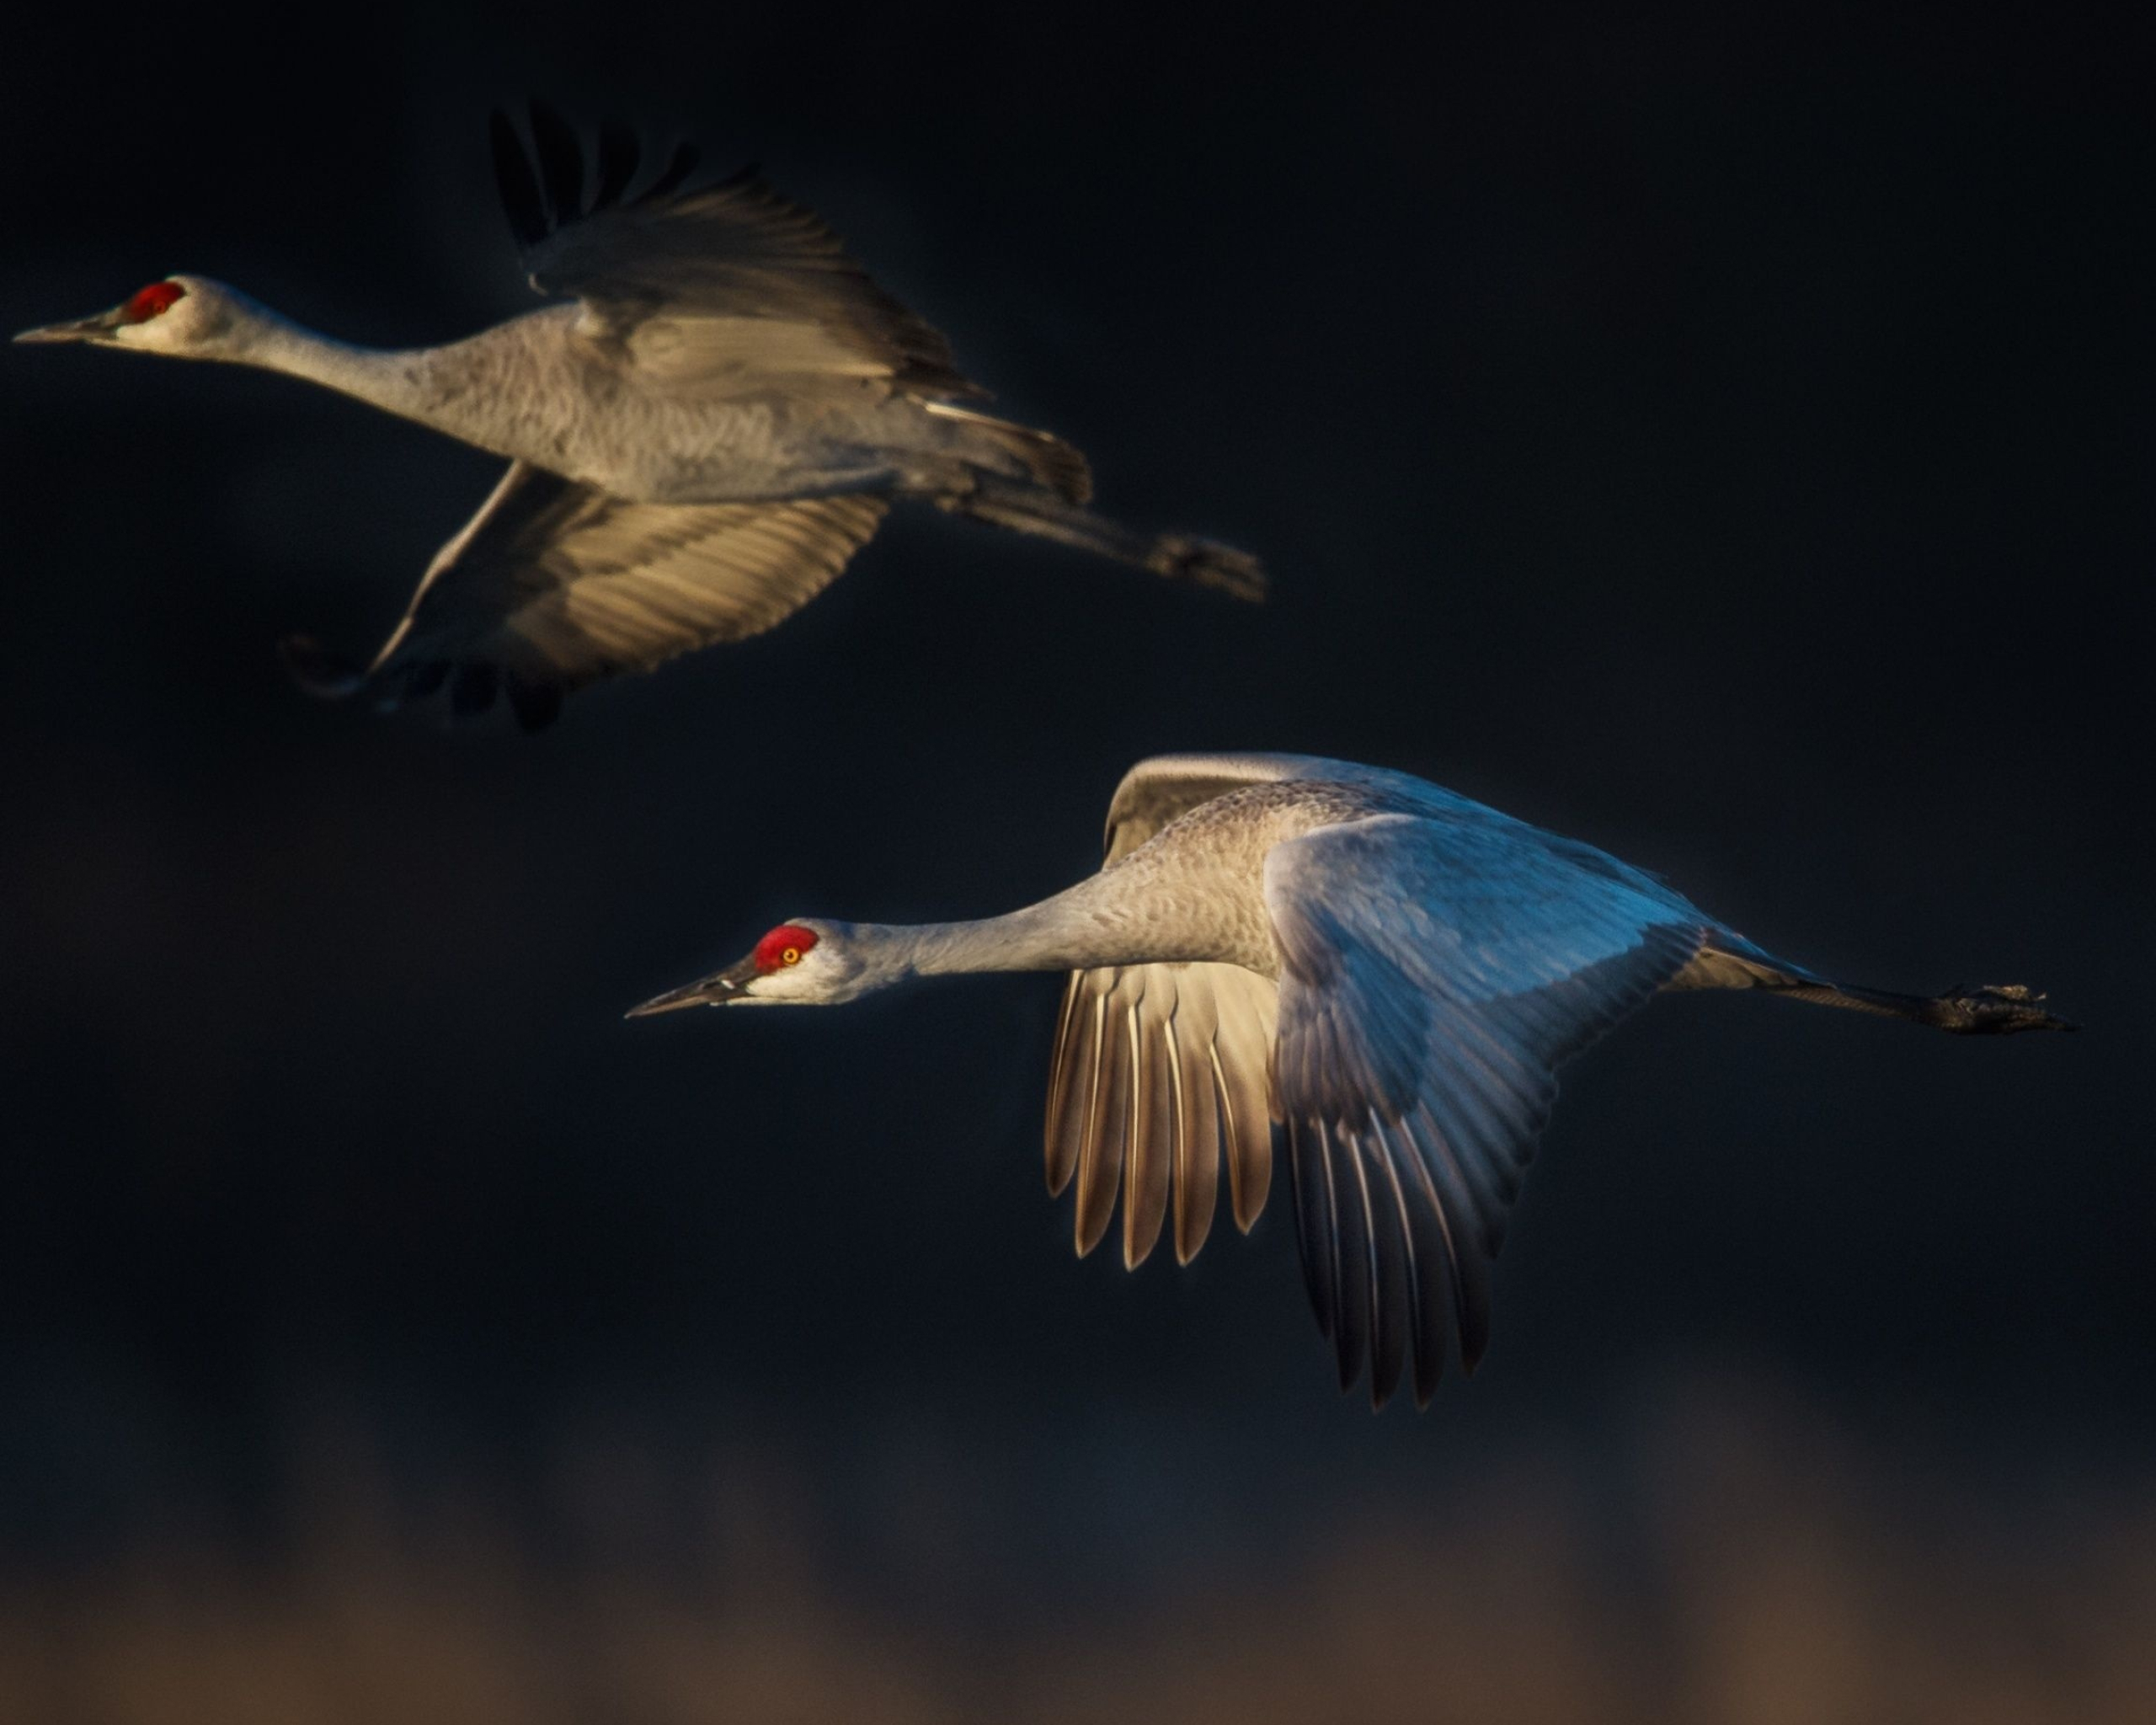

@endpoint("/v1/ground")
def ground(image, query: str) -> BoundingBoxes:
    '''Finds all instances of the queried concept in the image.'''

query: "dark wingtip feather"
[1326,1128,1374,1397]
[278,635,365,698]
[641,138,702,201]
[594,119,640,210]
[490,110,549,249]
[450,663,499,718]
[1286,1127,1333,1342]
[505,674,563,733]
[526,100,586,223]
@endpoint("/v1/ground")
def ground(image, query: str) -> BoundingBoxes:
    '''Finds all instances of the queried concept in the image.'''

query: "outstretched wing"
[1262,813,1708,1409]
[1040,752,1446,1270]
[1040,755,1337,1269]
[285,462,887,727]
[492,104,983,401]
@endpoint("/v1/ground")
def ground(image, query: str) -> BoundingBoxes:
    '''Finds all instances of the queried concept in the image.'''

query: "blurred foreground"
[3,1370,2148,1725]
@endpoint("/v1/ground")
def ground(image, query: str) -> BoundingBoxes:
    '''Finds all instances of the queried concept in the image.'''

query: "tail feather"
[950,481,1267,601]
[924,403,1094,505]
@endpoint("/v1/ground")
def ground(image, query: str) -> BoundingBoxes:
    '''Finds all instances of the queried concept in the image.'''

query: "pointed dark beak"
[13,307,125,345]
[625,956,760,1018]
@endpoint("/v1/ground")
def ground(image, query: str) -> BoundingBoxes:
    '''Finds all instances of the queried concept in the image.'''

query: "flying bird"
[629,752,2071,1408]
[14,106,1262,729]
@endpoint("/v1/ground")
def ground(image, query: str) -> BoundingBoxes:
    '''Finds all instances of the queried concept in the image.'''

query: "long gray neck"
[225,302,445,426]
[855,865,1265,983]
[217,296,566,462]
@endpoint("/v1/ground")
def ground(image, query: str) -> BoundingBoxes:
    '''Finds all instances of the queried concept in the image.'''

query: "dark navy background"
[1,3,2147,1715]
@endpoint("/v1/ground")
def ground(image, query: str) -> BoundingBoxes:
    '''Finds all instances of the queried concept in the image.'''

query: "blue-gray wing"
[1263,814,1709,1408]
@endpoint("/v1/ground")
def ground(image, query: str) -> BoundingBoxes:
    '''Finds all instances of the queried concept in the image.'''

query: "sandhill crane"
[14,107,1262,729]
[630,752,2071,1408]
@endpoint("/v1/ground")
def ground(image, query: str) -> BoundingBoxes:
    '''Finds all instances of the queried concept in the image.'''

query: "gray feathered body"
[401,307,1058,506]
[915,779,1383,980]
[1006,761,1726,983]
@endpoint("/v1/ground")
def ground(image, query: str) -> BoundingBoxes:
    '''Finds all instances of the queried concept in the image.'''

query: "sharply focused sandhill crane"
[14,106,1262,728]
[631,752,2071,1408]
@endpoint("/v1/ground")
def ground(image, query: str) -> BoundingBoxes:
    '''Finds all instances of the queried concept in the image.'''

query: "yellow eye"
[782,947,801,965]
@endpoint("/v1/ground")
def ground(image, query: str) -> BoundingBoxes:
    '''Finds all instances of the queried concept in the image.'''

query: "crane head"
[15,275,243,355]
[627,920,888,1015]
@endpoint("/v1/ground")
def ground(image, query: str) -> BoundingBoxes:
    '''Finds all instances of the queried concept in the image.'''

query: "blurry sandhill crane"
[15,105,1262,729]
[631,752,2072,1408]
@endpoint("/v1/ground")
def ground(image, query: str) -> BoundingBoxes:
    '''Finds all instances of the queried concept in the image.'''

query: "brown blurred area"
[3,1373,2152,1725]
